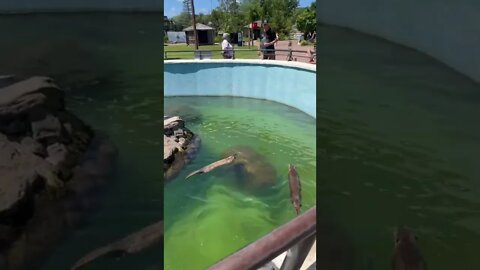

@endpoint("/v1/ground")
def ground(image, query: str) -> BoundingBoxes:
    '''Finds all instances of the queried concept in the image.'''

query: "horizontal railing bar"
[207,206,316,270]
[164,48,311,53]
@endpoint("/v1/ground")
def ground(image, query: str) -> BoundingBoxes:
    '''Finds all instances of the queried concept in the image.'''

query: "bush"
[214,36,223,43]
[300,40,309,46]
[164,35,169,44]
[278,33,289,40]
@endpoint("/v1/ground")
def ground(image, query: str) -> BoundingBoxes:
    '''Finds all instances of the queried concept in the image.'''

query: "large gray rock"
[164,116,200,182]
[0,134,61,226]
[31,114,62,143]
[0,77,103,270]
[0,77,63,123]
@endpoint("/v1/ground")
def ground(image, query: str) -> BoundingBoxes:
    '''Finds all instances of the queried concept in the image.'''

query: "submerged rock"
[221,145,277,192]
[164,116,200,182]
[0,77,117,270]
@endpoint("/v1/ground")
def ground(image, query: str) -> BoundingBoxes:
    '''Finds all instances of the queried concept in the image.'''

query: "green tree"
[196,13,211,25]
[295,2,316,37]
[241,0,262,24]
[208,9,223,31]
[263,0,299,38]
[172,12,191,31]
[240,0,262,44]
[219,0,244,32]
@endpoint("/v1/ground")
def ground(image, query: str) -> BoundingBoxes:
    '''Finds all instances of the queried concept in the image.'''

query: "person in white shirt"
[221,33,234,59]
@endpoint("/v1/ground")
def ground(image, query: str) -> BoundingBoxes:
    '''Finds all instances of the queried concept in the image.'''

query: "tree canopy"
[296,2,316,36]
[169,0,314,39]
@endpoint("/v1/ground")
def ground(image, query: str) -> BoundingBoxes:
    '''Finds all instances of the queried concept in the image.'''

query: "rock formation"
[0,77,117,270]
[164,116,200,182]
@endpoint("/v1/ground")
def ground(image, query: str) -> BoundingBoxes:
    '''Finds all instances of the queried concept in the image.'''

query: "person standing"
[262,22,279,60]
[221,33,234,59]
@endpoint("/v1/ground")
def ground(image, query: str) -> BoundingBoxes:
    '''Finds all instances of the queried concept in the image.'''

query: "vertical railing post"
[279,234,316,270]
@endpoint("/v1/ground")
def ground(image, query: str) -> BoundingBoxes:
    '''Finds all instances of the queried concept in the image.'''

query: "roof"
[183,23,214,31]
[243,20,263,28]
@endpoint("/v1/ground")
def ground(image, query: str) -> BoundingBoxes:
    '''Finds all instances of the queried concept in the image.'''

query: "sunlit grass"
[164,44,259,60]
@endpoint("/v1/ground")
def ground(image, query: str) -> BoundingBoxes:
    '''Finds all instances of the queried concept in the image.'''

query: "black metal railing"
[164,48,315,62]
[207,206,316,270]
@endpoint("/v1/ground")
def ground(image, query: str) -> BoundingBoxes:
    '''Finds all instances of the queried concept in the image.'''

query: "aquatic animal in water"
[71,220,164,270]
[391,227,427,270]
[185,154,237,179]
[221,145,277,191]
[288,164,302,215]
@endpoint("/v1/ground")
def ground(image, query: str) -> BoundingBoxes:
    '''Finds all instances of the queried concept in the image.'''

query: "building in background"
[183,23,215,45]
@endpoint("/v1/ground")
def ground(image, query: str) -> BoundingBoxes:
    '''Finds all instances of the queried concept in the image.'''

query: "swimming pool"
[164,60,317,269]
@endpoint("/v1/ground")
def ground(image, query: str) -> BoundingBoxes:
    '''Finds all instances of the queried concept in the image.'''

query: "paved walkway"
[274,40,315,63]
[248,40,315,63]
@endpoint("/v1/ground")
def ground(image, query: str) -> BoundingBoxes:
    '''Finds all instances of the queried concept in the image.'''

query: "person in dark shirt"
[262,22,279,60]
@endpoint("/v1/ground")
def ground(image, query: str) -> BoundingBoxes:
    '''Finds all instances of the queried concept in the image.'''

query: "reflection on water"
[0,14,163,269]
[164,96,317,270]
[318,25,480,269]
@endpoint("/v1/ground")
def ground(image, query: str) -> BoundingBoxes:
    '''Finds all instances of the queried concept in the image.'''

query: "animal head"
[394,226,418,247]
[288,164,296,172]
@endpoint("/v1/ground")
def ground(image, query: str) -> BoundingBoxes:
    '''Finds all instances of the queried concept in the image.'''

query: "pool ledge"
[164,59,316,72]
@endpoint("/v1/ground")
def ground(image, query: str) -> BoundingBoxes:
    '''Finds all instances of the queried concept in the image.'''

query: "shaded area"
[0,77,118,270]
[1,13,163,270]
[318,25,480,269]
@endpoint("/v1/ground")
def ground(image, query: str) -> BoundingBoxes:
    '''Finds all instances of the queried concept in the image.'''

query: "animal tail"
[71,245,122,270]
[185,169,204,180]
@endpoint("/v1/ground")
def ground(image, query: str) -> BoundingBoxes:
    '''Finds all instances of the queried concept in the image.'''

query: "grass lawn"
[164,44,259,60]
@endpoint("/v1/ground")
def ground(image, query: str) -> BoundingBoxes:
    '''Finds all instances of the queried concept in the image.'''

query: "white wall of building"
[318,0,480,82]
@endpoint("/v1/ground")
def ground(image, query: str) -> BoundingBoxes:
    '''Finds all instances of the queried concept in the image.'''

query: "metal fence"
[164,48,315,62]
[207,206,316,270]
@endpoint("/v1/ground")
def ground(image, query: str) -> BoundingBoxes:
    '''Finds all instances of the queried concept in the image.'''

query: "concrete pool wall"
[164,60,317,118]
[0,0,161,13]
[318,0,480,83]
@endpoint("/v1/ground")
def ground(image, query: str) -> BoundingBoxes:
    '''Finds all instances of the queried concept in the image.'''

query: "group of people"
[221,22,279,60]
[221,23,315,63]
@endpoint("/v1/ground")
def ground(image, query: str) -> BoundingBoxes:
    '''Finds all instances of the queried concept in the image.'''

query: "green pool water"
[0,14,163,269]
[164,96,317,270]
[317,25,480,269]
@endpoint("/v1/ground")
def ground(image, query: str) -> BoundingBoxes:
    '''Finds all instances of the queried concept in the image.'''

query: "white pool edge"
[164,59,316,72]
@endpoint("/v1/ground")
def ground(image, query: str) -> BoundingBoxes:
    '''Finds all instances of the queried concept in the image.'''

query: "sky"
[165,0,315,18]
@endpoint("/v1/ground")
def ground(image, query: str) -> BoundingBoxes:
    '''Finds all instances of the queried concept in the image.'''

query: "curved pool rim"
[164,60,316,118]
